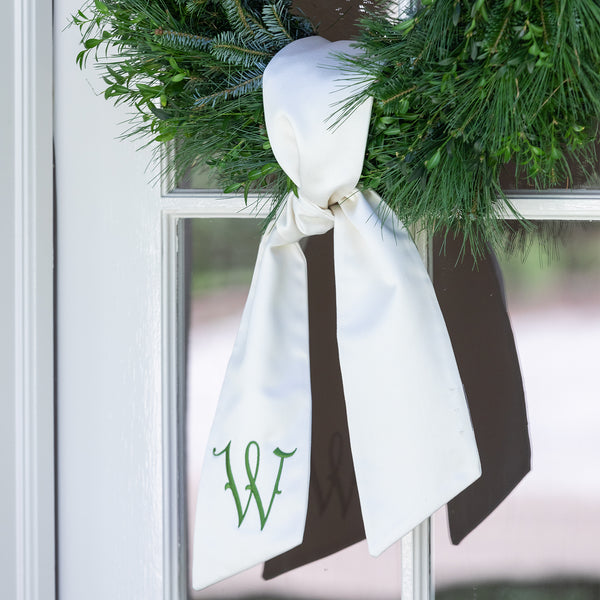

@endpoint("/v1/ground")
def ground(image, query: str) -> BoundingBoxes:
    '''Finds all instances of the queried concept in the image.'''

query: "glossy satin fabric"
[192,36,481,590]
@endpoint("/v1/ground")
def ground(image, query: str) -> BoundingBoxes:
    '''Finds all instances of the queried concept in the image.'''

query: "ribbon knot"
[192,36,482,590]
[275,186,362,245]
[274,192,335,245]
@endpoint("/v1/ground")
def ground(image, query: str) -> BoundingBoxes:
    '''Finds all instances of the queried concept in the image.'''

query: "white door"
[51,1,600,600]
[54,0,166,596]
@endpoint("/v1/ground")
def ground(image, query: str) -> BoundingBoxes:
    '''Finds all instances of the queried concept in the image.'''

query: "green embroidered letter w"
[213,441,297,530]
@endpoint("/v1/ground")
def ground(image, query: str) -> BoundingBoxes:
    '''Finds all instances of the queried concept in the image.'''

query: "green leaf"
[171,73,186,82]
[84,38,102,49]
[155,132,175,142]
[75,50,86,68]
[94,0,109,15]
[137,83,161,96]
[149,104,170,120]
[550,146,562,160]
[452,2,461,26]
[472,0,486,17]
[106,66,125,85]
[425,149,441,170]
[396,18,415,32]
[223,183,243,194]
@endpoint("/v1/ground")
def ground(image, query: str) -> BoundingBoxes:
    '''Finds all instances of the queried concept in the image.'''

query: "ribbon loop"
[263,37,373,209]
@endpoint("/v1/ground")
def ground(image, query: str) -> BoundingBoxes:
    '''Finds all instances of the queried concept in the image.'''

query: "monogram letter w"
[213,441,297,530]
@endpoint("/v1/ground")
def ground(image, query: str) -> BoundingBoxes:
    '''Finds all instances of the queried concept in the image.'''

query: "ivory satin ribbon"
[192,36,481,590]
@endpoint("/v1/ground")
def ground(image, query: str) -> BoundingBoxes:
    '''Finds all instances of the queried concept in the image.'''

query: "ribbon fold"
[192,36,481,590]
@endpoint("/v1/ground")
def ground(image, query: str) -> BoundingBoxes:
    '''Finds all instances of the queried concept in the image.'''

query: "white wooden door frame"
[159,189,600,600]
[1,1,55,600]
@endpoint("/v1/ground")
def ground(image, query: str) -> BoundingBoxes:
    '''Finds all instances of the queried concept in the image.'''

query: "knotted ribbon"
[192,36,481,590]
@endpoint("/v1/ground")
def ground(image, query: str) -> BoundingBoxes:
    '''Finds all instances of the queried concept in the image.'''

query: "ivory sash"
[192,36,481,590]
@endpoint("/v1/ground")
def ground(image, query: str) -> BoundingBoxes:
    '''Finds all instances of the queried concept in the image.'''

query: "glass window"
[500,147,600,191]
[435,222,600,599]
[183,218,405,599]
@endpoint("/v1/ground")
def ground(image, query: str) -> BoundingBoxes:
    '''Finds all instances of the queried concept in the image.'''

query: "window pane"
[435,222,600,598]
[183,218,404,599]
[500,142,600,191]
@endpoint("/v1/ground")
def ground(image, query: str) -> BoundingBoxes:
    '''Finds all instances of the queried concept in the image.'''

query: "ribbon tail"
[333,191,482,556]
[192,231,312,590]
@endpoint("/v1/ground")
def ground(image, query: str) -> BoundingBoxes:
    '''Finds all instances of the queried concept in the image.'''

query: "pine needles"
[343,0,600,257]
[72,0,600,257]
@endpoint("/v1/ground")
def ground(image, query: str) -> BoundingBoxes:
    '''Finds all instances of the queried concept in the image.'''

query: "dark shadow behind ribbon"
[433,233,531,544]
[263,230,366,580]
[263,229,532,579]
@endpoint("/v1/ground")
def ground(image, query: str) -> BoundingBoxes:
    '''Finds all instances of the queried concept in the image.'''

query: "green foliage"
[72,0,600,257]
[71,0,315,210]
[342,0,600,256]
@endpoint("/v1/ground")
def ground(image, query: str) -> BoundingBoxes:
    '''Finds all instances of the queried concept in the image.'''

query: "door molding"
[3,0,55,599]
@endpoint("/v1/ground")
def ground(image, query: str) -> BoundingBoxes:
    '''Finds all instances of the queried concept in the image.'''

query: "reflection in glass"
[184,218,404,599]
[435,222,600,598]
[500,145,600,191]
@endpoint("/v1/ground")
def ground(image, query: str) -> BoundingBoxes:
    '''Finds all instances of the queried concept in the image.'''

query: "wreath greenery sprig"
[73,0,600,256]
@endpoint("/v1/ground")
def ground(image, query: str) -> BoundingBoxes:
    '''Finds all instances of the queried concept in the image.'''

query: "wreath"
[73,0,600,256]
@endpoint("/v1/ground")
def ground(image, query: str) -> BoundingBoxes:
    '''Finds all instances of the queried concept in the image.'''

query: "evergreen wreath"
[73,0,600,256]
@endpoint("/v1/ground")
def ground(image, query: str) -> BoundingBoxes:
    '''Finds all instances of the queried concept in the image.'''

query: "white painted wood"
[401,228,433,600]
[55,1,165,598]
[162,214,188,600]
[401,521,432,600]
[507,191,600,220]
[1,1,55,600]
[0,5,17,598]
[161,192,265,218]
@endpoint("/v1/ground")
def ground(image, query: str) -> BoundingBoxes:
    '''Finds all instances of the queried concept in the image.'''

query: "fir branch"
[154,28,212,51]
[211,31,272,67]
[193,71,263,106]
[222,0,266,41]
[262,1,293,41]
